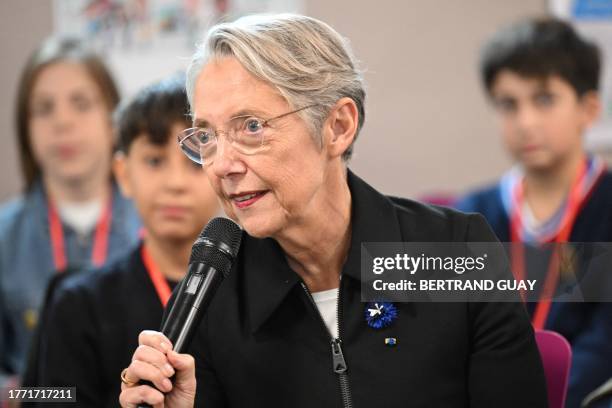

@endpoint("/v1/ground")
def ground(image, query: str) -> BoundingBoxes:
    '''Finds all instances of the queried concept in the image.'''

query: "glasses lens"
[178,129,204,164]
[234,118,265,154]
[200,142,217,164]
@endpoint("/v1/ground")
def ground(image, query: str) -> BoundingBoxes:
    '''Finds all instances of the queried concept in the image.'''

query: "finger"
[133,345,175,377]
[167,351,196,385]
[129,359,173,393]
[119,385,165,408]
[138,330,173,354]
[121,366,140,387]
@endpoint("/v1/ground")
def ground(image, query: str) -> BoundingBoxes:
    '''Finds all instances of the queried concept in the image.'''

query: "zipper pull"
[331,338,348,374]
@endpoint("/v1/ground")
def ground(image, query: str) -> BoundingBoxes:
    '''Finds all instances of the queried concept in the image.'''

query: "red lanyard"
[141,244,172,307]
[48,197,113,272]
[509,160,587,329]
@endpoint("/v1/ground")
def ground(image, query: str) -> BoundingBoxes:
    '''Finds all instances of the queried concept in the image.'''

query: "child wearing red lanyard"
[456,18,612,408]
[0,37,142,406]
[30,75,219,407]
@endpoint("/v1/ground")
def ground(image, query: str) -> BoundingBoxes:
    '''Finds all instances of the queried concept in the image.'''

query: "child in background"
[0,37,140,397]
[456,18,612,407]
[34,75,219,406]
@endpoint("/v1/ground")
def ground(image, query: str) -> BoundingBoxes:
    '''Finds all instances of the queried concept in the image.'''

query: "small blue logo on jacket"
[365,302,398,329]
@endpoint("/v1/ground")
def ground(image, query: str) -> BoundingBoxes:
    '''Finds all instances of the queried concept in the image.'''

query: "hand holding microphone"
[119,217,242,408]
[119,331,195,408]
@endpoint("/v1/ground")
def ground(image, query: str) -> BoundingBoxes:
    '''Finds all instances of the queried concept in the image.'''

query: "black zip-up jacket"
[185,171,548,407]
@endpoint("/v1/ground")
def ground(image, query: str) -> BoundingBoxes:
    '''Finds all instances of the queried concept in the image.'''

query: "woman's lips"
[231,191,268,209]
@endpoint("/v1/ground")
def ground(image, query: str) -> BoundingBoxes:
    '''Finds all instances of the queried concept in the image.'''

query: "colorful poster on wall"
[53,0,304,96]
[550,0,612,153]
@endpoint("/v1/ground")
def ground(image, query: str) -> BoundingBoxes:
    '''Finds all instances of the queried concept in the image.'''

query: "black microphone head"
[199,217,242,256]
[189,217,242,277]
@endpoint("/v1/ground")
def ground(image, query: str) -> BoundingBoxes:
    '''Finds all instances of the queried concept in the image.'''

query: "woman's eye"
[243,118,264,134]
[196,130,213,144]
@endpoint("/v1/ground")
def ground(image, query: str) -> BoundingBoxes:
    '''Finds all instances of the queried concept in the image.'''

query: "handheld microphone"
[137,217,242,408]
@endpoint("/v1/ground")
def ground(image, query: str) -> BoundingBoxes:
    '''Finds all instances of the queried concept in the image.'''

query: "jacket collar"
[241,169,403,334]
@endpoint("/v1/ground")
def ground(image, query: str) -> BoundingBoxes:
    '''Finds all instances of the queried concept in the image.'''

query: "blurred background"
[1,0,610,202]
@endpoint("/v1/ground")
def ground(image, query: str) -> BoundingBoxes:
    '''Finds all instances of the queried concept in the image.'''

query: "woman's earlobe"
[326,98,358,158]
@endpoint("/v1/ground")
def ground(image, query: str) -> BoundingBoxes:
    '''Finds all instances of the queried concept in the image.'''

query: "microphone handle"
[136,265,224,408]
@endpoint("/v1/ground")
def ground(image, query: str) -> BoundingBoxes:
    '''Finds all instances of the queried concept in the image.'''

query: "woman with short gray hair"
[119,13,547,407]
[185,13,366,161]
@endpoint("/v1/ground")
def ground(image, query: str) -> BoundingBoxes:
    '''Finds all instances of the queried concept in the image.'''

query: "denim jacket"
[0,180,141,389]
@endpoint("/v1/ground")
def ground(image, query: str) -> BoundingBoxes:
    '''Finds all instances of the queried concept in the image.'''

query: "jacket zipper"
[300,280,354,408]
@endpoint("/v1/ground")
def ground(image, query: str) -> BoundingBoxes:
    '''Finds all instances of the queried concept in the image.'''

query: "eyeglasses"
[178,104,318,165]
